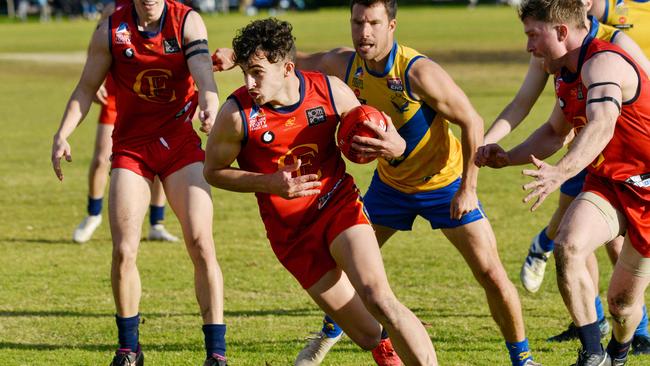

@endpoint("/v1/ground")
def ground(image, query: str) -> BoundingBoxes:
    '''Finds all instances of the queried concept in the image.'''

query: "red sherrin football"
[337,105,387,164]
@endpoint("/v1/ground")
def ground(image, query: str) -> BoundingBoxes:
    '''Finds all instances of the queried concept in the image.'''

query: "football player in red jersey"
[203,18,437,365]
[50,0,227,365]
[73,0,179,245]
[480,0,650,365]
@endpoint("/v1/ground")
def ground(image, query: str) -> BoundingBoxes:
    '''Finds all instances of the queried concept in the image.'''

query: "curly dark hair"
[232,18,296,65]
[350,0,397,20]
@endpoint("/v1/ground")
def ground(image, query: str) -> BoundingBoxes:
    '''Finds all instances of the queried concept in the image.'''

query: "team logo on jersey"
[261,130,275,144]
[277,144,321,178]
[559,98,565,109]
[352,67,364,89]
[133,68,176,103]
[306,106,327,126]
[115,22,131,45]
[387,77,404,92]
[249,105,268,131]
[123,48,134,59]
[163,38,181,54]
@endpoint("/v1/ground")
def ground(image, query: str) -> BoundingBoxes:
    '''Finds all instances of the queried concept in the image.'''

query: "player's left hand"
[450,186,478,220]
[212,48,236,72]
[351,112,406,160]
[199,110,215,134]
[522,154,565,211]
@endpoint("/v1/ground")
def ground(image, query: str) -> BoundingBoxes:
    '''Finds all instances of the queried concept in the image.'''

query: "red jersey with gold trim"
[108,0,197,149]
[555,37,650,183]
[229,70,348,231]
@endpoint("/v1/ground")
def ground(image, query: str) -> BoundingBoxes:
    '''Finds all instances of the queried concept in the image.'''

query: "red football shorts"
[111,132,204,181]
[263,175,371,289]
[98,93,117,125]
[583,173,650,257]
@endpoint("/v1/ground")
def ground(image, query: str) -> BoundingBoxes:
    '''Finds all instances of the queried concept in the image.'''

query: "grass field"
[0,4,648,365]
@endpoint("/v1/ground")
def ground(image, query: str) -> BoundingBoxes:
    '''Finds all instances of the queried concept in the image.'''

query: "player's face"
[240,52,292,105]
[133,0,164,20]
[350,3,396,62]
[523,18,564,73]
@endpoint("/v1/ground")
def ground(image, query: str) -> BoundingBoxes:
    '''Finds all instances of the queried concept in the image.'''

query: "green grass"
[0,5,647,365]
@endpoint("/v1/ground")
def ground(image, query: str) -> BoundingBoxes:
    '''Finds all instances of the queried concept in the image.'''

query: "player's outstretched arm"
[295,48,354,80]
[481,101,573,168]
[203,100,322,199]
[184,11,219,134]
[484,56,549,144]
[408,58,482,219]
[52,20,111,181]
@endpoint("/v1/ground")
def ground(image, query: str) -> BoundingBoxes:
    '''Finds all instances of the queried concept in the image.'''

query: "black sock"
[606,334,632,360]
[577,321,604,354]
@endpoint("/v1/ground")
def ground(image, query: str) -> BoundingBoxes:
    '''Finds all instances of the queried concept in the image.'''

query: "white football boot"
[72,214,102,243]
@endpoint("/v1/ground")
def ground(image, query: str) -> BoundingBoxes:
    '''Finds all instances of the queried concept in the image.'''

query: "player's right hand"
[93,83,108,105]
[475,144,510,168]
[212,48,236,72]
[270,159,321,199]
[51,135,72,181]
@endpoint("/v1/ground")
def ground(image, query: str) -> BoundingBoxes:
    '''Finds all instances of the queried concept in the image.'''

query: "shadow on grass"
[0,237,77,245]
[0,308,318,318]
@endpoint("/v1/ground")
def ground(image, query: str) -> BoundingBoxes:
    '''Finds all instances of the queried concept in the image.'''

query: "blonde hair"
[519,0,587,29]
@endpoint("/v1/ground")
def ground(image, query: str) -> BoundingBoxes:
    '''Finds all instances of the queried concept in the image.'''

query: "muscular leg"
[554,199,616,328]
[442,218,525,342]
[608,255,650,344]
[307,269,382,350]
[606,236,625,265]
[545,192,575,239]
[329,224,437,365]
[109,168,151,317]
[162,162,223,324]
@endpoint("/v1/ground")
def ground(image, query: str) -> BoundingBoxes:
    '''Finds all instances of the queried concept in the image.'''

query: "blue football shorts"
[559,169,588,197]
[363,172,486,231]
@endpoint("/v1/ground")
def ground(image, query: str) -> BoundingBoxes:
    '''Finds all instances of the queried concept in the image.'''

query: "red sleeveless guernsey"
[555,38,650,183]
[229,70,348,230]
[108,0,197,149]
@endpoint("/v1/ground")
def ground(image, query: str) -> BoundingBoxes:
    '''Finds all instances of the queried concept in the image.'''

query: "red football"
[337,105,387,164]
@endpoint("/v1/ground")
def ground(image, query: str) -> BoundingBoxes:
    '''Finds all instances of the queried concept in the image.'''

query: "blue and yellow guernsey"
[344,43,463,194]
[594,15,621,42]
[602,0,650,55]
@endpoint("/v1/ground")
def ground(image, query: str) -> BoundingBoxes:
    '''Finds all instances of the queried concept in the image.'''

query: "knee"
[608,292,635,323]
[91,153,110,171]
[475,264,511,291]
[360,286,399,324]
[554,236,581,272]
[112,244,138,267]
[185,237,216,263]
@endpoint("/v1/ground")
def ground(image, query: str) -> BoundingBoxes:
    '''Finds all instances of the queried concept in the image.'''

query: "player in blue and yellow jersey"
[591,0,650,53]
[477,0,650,353]
[213,0,537,365]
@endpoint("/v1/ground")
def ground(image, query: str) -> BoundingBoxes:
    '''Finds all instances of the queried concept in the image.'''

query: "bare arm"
[555,52,627,178]
[409,58,482,219]
[295,48,354,80]
[203,99,322,198]
[52,20,112,181]
[507,102,573,165]
[611,31,650,75]
[184,11,219,134]
[484,56,550,144]
[476,101,573,169]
